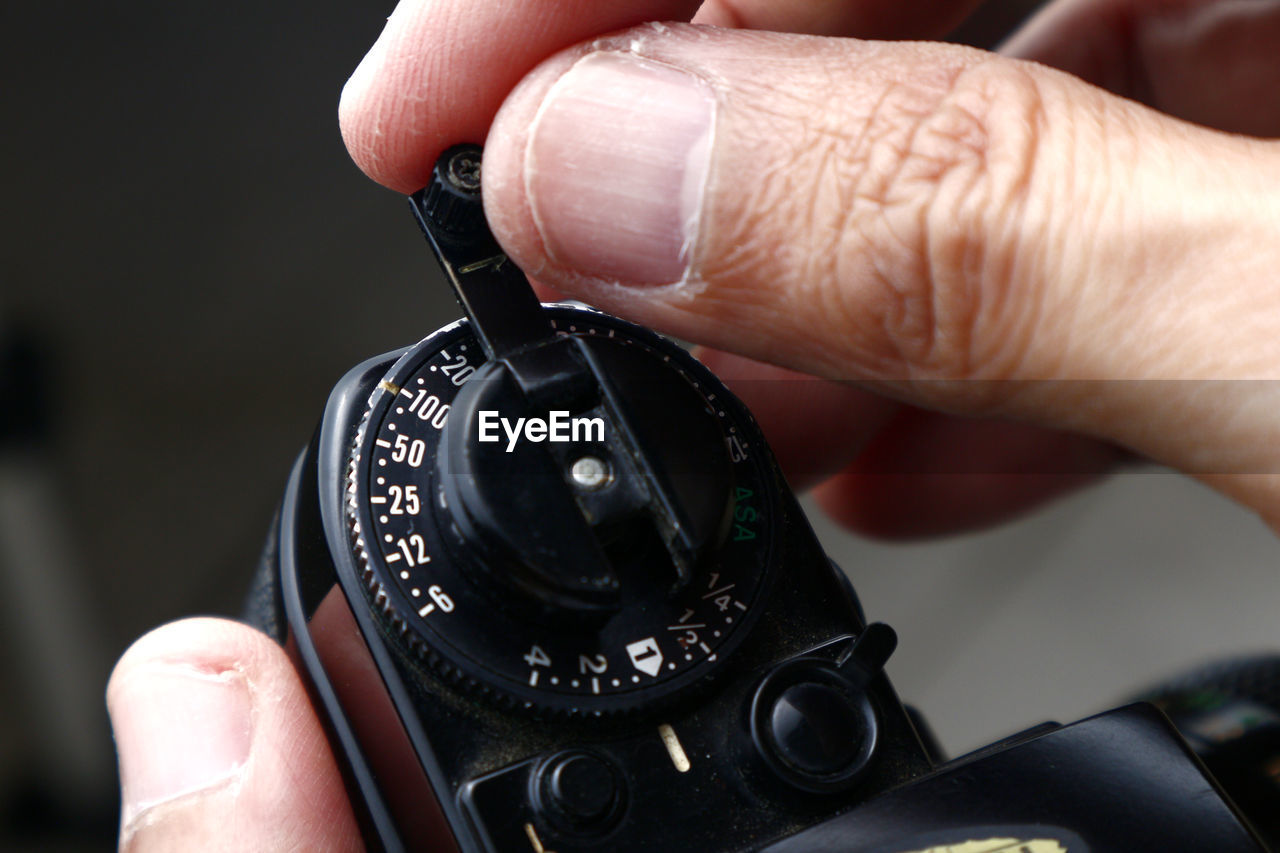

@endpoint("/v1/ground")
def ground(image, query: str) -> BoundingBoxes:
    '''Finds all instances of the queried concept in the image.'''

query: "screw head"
[446,150,482,193]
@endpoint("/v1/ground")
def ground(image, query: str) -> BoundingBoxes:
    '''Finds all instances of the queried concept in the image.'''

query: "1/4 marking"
[703,584,736,599]
[529,670,539,687]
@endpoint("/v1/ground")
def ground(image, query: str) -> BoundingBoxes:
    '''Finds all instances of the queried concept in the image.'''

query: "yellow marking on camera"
[523,822,557,853]
[378,380,401,395]
[459,254,507,274]
[899,839,1067,853]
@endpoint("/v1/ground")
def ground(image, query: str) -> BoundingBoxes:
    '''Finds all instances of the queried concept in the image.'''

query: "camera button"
[770,682,867,776]
[748,655,882,794]
[534,750,626,834]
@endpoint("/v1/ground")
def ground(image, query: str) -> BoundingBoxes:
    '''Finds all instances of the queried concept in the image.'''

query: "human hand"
[108,618,363,850]
[339,0,1280,533]
[110,2,1280,849]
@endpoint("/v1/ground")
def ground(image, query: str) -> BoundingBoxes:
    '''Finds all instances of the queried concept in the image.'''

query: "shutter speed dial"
[345,145,780,714]
[347,308,779,714]
[436,326,737,621]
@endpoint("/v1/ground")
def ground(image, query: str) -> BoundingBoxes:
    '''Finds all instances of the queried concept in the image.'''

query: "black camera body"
[255,146,1269,852]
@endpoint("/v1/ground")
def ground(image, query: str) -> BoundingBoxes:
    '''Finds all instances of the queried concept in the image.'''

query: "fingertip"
[337,0,514,193]
[109,617,281,687]
[338,49,407,191]
[108,618,361,851]
[338,1,705,194]
[337,0,460,193]
[109,622,256,839]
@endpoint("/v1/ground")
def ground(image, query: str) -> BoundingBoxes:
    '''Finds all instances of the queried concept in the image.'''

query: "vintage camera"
[251,145,1274,851]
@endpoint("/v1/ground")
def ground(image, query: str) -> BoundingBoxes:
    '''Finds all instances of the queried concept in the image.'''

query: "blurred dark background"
[6,1,1280,850]
[2,1,426,847]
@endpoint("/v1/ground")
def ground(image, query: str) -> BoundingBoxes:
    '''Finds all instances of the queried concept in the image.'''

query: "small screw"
[570,456,611,491]
[446,150,482,193]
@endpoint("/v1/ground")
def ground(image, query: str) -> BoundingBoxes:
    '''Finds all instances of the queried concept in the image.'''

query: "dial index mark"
[659,724,691,773]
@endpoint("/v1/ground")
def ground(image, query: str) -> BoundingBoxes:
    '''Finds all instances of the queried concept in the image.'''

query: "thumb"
[481,24,1280,519]
[107,618,362,851]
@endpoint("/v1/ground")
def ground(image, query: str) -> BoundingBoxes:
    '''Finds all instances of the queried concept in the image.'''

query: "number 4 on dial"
[523,645,551,668]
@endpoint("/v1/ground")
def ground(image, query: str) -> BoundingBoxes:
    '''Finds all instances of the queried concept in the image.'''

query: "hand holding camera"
[108,2,1280,849]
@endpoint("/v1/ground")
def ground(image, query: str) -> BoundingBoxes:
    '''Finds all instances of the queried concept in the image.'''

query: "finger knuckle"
[834,58,1050,384]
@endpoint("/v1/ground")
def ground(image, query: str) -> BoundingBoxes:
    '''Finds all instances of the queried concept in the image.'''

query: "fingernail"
[109,664,252,826]
[526,52,715,284]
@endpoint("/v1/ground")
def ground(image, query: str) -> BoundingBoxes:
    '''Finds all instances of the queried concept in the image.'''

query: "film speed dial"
[346,145,780,715]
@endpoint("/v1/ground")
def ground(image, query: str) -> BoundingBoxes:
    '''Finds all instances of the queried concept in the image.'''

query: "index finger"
[339,0,703,192]
[339,0,987,193]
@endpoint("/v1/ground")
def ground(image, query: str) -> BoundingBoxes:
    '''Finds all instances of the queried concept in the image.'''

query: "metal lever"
[408,143,557,362]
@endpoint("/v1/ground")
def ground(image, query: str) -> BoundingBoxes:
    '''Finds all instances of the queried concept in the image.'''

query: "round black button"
[539,751,622,830]
[770,682,866,776]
